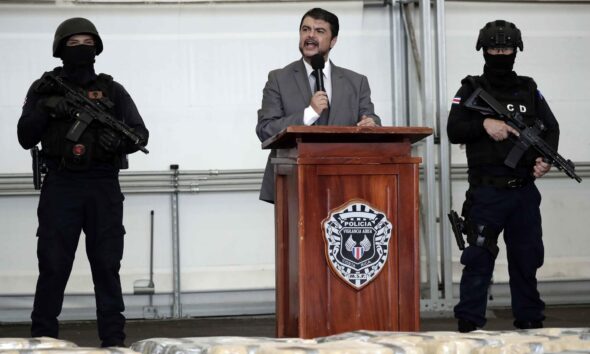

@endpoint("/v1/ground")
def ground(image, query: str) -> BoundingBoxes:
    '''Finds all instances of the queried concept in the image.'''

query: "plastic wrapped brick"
[254,339,401,354]
[133,336,314,354]
[0,338,77,350]
[162,337,269,354]
[316,331,386,343]
[0,348,138,354]
[131,338,193,354]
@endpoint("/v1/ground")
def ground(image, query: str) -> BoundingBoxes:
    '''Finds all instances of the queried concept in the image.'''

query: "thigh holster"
[465,221,500,258]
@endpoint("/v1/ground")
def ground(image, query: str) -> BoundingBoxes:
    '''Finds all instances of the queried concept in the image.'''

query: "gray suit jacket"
[256,59,381,203]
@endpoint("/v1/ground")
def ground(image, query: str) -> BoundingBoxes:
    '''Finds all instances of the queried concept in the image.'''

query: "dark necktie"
[311,71,330,125]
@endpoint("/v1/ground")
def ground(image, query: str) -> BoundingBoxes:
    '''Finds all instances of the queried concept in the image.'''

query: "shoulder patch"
[452,96,461,105]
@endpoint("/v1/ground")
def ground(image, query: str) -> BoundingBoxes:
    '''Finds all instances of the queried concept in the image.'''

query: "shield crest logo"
[323,200,393,290]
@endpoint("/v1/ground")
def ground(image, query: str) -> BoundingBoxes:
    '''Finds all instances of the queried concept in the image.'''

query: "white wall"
[0,1,393,173]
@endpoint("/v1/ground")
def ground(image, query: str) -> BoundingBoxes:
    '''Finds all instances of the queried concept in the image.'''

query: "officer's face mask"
[60,45,97,85]
[483,50,517,72]
[60,45,96,66]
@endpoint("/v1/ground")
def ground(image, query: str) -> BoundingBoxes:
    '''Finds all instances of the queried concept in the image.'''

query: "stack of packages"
[0,337,139,354]
[130,337,315,354]
[131,328,590,354]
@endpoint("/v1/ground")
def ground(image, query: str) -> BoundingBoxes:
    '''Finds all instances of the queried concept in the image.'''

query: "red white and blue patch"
[452,96,461,105]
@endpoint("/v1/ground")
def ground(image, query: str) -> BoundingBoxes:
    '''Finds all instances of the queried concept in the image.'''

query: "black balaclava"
[483,50,517,88]
[60,44,97,85]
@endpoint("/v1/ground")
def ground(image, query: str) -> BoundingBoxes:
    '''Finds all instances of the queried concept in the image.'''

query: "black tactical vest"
[462,75,541,171]
[38,68,118,171]
[466,75,537,124]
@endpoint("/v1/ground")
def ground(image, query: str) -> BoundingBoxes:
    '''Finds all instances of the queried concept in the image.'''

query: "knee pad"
[465,221,500,258]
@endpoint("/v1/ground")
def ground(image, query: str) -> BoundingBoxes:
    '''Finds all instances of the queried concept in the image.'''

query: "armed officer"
[447,20,559,332]
[17,17,149,347]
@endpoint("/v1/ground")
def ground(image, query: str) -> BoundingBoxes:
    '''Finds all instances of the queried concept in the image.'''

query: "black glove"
[39,96,74,119]
[99,128,123,153]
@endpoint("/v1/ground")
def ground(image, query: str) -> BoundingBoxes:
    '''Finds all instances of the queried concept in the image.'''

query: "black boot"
[513,320,543,329]
[101,341,126,348]
[458,318,478,333]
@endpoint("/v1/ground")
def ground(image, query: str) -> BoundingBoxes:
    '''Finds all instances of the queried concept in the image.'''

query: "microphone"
[311,54,325,92]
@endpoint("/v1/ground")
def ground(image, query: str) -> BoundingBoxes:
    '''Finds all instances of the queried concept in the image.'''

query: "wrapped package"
[0,347,138,354]
[0,337,77,350]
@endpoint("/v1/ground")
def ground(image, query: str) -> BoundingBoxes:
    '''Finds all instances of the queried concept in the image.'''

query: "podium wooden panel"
[262,126,432,339]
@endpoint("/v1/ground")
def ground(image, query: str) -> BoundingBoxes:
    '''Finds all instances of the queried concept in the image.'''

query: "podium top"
[262,126,433,150]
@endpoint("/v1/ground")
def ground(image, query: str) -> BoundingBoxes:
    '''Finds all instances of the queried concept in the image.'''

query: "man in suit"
[256,7,381,203]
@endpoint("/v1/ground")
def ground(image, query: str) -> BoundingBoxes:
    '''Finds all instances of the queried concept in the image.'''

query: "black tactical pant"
[454,182,545,328]
[31,171,126,347]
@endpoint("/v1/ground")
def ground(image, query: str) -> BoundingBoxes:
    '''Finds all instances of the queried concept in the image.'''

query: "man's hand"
[39,96,73,119]
[357,115,377,127]
[533,157,552,178]
[483,118,519,141]
[99,128,123,153]
[310,91,329,115]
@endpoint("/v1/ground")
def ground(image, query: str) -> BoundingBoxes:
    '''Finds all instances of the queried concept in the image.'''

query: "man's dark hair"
[299,8,339,38]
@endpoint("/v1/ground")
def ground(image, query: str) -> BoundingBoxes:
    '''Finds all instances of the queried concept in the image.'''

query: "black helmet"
[476,20,523,52]
[53,17,103,58]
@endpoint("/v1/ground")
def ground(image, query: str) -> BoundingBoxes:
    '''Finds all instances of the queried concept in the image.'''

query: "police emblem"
[323,200,393,290]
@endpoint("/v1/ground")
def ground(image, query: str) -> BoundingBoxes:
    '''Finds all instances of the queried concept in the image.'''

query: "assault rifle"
[41,72,149,154]
[464,87,581,183]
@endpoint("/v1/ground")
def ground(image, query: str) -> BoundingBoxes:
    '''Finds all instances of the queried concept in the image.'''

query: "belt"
[468,175,533,189]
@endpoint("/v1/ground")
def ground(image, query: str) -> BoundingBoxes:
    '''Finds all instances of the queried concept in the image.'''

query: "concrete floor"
[1,305,589,348]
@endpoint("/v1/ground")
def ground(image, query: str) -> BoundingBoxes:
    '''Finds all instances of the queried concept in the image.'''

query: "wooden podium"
[262,126,432,339]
